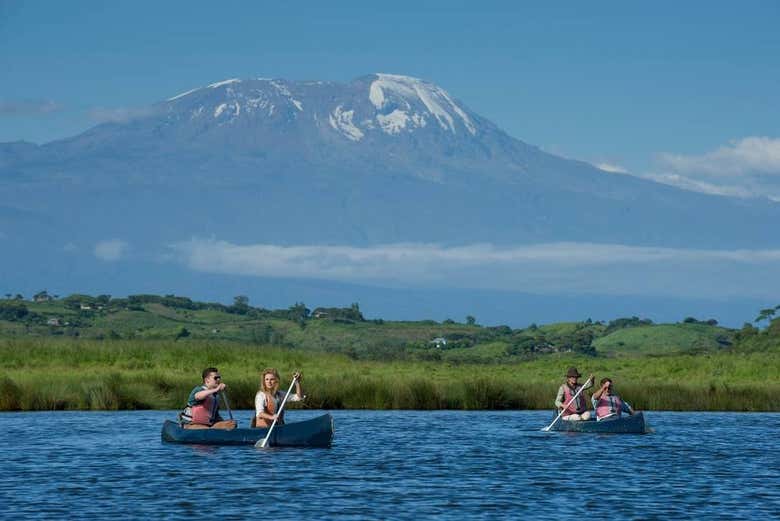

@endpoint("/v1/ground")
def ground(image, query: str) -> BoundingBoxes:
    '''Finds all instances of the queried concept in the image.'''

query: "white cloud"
[94,239,129,261]
[659,137,780,177]
[649,137,780,200]
[169,239,780,299]
[88,106,158,123]
[642,173,755,198]
[594,162,629,174]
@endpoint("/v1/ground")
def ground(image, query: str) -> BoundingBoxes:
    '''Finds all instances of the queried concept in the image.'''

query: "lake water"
[3,410,779,519]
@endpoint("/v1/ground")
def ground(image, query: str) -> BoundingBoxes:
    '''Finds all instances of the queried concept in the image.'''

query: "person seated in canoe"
[554,367,594,421]
[253,368,304,428]
[591,377,636,421]
[179,367,237,430]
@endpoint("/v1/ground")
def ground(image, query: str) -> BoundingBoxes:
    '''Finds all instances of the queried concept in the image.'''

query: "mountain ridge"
[1,73,778,322]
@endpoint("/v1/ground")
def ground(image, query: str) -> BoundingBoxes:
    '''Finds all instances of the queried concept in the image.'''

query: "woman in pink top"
[591,377,637,421]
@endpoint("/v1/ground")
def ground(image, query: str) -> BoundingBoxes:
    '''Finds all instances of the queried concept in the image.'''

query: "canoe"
[547,411,648,434]
[161,413,334,447]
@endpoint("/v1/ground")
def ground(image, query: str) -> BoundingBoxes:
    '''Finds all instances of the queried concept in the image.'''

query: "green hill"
[594,323,734,356]
[1,294,776,362]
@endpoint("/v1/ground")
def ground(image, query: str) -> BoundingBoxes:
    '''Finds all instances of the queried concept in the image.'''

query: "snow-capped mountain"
[163,74,478,140]
[27,73,548,191]
[1,73,779,299]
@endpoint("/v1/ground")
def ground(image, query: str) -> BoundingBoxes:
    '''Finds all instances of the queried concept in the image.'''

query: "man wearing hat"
[554,367,594,421]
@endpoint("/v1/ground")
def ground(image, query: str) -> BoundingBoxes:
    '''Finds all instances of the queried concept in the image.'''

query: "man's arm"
[591,380,609,401]
[554,385,565,409]
[194,383,225,401]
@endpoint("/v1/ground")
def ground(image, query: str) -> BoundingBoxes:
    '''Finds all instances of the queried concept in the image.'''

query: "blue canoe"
[547,411,648,434]
[161,413,334,447]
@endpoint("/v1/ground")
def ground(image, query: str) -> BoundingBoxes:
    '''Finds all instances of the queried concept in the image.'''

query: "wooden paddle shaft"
[221,392,233,420]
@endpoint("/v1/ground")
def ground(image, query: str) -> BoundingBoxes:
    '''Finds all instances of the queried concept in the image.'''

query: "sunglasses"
[212,375,222,380]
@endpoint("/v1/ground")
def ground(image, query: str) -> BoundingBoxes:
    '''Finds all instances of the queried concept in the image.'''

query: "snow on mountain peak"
[167,78,242,101]
[167,87,200,102]
[329,105,364,141]
[165,74,479,141]
[368,73,476,135]
[269,80,303,111]
[208,78,241,89]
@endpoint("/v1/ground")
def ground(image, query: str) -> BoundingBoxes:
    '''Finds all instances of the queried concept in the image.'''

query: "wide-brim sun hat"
[566,367,582,378]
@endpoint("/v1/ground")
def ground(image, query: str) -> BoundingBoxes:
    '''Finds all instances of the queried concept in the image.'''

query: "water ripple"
[3,410,779,519]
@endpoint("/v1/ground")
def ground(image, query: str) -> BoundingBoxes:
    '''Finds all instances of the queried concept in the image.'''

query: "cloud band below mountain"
[169,239,780,299]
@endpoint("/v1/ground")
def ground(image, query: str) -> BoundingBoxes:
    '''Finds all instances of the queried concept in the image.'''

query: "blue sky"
[2,1,780,197]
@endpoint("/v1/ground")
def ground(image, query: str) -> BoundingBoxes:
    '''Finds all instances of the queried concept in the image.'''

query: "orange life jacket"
[255,391,284,428]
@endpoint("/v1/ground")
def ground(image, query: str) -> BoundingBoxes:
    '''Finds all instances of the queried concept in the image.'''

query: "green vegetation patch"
[1,339,778,412]
[594,324,734,356]
[0,294,777,412]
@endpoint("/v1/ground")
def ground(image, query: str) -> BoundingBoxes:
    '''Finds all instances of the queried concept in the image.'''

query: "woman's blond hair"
[260,368,280,394]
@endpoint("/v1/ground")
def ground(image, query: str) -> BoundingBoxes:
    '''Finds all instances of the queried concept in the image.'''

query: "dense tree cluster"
[605,316,653,334]
[311,303,364,323]
[733,304,780,352]
[682,317,719,326]
[0,301,29,321]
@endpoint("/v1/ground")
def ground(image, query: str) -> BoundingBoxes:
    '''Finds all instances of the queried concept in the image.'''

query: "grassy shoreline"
[2,339,778,412]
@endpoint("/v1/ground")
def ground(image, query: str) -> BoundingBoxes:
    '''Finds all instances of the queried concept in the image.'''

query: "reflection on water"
[3,410,779,519]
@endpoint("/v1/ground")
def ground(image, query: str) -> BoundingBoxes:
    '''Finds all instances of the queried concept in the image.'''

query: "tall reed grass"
[1,339,777,411]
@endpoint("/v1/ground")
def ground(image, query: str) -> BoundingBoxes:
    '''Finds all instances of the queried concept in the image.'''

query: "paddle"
[542,376,592,432]
[255,375,299,448]
[220,391,234,421]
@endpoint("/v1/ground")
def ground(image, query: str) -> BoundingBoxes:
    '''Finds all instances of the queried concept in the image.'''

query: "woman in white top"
[253,368,304,428]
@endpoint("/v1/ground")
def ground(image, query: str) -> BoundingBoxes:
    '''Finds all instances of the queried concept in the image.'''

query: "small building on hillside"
[430,337,447,348]
[47,317,62,326]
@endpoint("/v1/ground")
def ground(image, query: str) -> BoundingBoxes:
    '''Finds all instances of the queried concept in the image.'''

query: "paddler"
[179,367,237,430]
[253,368,304,428]
[591,377,636,421]
[554,367,594,421]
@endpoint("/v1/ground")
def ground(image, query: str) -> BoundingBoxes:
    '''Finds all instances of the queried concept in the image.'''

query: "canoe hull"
[548,411,648,434]
[161,413,334,447]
